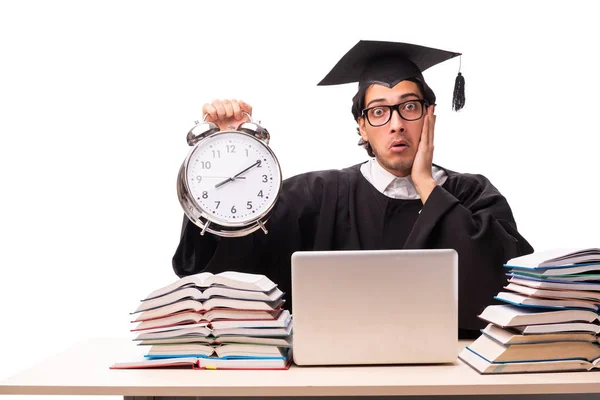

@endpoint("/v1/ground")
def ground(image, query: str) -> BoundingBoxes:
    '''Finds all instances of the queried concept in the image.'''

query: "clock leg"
[258,220,268,234]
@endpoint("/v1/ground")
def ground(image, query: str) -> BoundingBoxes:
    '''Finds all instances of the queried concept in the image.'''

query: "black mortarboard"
[318,40,465,111]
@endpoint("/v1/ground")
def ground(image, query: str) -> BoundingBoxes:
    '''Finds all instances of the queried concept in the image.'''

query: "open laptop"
[291,249,458,366]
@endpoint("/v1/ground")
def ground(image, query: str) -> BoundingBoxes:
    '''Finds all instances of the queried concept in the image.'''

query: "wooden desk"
[1,338,600,398]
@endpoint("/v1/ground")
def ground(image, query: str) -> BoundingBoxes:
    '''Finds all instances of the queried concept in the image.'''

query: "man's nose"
[389,109,406,133]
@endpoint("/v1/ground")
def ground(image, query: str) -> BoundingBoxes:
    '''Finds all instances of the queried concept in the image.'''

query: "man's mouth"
[390,140,409,152]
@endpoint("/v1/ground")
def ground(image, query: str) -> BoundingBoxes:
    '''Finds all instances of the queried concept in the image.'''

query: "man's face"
[358,80,427,177]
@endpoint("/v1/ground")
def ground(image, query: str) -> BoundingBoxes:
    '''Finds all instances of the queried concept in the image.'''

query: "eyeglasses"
[362,99,430,127]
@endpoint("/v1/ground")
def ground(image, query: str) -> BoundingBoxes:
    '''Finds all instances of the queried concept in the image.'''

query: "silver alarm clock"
[177,113,282,237]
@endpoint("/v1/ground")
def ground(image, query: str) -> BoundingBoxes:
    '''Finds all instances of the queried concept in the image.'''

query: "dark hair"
[353,77,436,157]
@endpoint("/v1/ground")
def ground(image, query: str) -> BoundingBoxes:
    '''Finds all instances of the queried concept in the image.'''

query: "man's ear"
[358,117,369,142]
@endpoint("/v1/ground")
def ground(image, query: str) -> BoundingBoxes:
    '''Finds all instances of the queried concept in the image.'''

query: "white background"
[1,0,599,398]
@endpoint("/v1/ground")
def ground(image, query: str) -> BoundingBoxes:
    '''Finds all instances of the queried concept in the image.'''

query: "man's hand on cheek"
[412,105,437,203]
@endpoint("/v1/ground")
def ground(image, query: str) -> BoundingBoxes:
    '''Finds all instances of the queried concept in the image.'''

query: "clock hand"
[232,160,261,179]
[200,176,246,179]
[214,160,261,189]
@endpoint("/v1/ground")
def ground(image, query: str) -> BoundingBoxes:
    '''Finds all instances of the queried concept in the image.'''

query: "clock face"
[185,131,281,225]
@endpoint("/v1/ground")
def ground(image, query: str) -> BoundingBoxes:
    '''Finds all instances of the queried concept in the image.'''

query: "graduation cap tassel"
[452,56,465,111]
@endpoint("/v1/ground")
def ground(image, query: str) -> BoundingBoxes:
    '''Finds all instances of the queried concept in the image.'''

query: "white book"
[135,286,283,313]
[137,336,292,347]
[478,304,599,328]
[133,296,285,314]
[110,356,291,370]
[459,347,597,374]
[495,291,598,311]
[133,309,282,331]
[506,248,600,269]
[144,271,277,300]
[467,334,600,363]
[481,323,599,345]
[509,270,600,281]
[134,321,293,341]
[509,264,600,276]
[505,283,600,303]
[146,343,288,358]
[209,310,291,329]
[514,323,600,335]
[508,276,600,293]
[134,310,290,334]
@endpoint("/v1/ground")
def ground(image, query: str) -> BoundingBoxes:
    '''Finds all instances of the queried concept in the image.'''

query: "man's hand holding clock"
[202,99,253,130]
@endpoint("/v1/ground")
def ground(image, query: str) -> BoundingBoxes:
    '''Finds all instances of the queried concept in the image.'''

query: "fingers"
[239,100,253,119]
[430,105,436,144]
[212,100,228,120]
[202,103,218,122]
[222,100,234,119]
[201,99,253,123]
[420,114,430,148]
[231,100,243,120]
[201,100,226,122]
[421,105,436,148]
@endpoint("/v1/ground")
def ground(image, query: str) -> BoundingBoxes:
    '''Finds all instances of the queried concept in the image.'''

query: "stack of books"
[459,248,600,374]
[111,271,293,370]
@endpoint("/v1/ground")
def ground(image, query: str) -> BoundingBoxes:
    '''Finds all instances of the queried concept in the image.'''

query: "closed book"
[509,270,600,282]
[508,276,600,293]
[505,283,600,303]
[467,334,600,363]
[505,249,600,269]
[481,323,599,345]
[478,304,599,328]
[513,323,600,335]
[459,347,597,374]
[146,343,288,359]
[110,356,292,370]
[494,291,598,311]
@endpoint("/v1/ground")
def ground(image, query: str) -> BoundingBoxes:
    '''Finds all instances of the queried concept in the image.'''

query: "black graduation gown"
[172,163,534,337]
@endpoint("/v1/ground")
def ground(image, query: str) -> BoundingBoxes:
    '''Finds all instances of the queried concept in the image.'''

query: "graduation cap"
[318,40,465,111]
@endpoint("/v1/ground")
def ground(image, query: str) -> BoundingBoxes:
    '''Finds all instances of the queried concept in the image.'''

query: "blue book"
[111,355,292,370]
[507,275,600,293]
[466,334,600,363]
[459,343,600,374]
[493,291,599,312]
[143,343,289,360]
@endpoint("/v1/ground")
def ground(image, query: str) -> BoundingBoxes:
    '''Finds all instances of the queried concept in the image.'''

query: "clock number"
[245,149,249,157]
[214,201,220,209]
[247,201,253,209]
[200,161,212,169]
[227,145,236,153]
[196,176,202,183]
[231,205,237,214]
[202,191,208,199]
[212,150,221,158]
[262,174,268,183]
[256,160,262,168]
[257,190,264,198]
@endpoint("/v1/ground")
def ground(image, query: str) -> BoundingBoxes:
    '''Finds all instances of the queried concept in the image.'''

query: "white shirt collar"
[360,158,448,200]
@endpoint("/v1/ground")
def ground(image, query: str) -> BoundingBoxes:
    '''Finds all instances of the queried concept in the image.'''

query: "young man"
[173,41,534,337]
